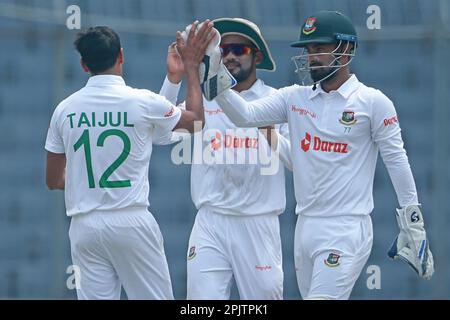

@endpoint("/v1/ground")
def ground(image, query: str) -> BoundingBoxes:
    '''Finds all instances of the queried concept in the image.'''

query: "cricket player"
[181,11,434,299]
[159,18,291,299]
[45,23,215,299]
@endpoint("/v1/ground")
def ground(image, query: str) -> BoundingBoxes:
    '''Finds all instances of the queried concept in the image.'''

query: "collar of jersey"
[309,74,359,100]
[238,79,266,98]
[86,75,126,87]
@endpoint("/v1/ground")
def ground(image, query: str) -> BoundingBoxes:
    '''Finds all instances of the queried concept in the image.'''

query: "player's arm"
[155,41,190,145]
[372,93,419,208]
[258,126,277,149]
[159,42,183,105]
[274,124,293,170]
[152,103,190,145]
[259,124,293,171]
[159,76,181,105]
[45,107,66,190]
[172,20,215,132]
[372,92,434,279]
[176,19,288,128]
[215,88,288,128]
[46,152,66,190]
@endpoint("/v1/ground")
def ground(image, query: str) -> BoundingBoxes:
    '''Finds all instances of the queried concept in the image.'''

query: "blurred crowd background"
[0,0,449,299]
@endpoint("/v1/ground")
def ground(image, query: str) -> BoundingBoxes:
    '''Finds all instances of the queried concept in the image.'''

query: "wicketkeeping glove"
[387,205,434,279]
[181,23,236,101]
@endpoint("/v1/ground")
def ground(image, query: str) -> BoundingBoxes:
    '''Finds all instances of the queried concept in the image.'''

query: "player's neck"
[92,66,123,77]
[320,69,351,93]
[233,74,257,93]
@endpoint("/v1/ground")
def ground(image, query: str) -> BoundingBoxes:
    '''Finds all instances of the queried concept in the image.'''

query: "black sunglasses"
[219,43,258,57]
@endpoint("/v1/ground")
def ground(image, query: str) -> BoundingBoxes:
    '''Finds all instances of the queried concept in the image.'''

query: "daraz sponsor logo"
[301,132,348,154]
[211,132,258,150]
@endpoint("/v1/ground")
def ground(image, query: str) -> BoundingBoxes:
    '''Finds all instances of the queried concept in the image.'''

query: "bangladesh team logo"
[324,253,341,267]
[187,246,196,260]
[339,110,357,126]
[303,17,317,35]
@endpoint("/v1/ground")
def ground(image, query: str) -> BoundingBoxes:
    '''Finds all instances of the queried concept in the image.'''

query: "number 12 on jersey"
[74,129,131,188]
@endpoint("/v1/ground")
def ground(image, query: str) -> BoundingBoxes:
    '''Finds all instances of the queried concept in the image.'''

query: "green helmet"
[290,11,357,48]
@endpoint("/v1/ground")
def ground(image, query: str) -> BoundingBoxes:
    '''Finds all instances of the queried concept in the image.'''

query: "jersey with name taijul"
[45,75,181,216]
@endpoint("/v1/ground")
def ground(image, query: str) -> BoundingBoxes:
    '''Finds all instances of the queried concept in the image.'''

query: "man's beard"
[309,60,340,83]
[225,61,253,83]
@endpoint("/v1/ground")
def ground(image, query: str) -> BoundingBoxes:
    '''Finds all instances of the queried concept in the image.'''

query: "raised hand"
[166,42,185,84]
[176,20,216,75]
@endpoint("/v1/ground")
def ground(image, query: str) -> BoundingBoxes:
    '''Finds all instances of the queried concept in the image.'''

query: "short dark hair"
[74,26,121,74]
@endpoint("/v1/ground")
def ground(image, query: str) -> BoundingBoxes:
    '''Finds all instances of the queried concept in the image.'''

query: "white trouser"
[187,207,283,300]
[69,208,174,300]
[294,214,373,300]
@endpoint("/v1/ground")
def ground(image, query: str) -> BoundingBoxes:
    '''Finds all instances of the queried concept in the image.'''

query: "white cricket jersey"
[160,78,291,216]
[45,75,181,216]
[216,75,419,217]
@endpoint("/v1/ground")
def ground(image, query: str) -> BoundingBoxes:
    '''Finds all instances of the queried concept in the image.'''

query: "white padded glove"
[181,23,236,101]
[388,205,434,279]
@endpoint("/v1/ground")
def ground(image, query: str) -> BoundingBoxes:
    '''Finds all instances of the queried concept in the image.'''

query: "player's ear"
[254,50,264,66]
[117,48,124,65]
[80,59,90,73]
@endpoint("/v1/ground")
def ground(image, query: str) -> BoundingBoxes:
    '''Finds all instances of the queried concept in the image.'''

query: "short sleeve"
[45,107,65,154]
[142,91,182,133]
